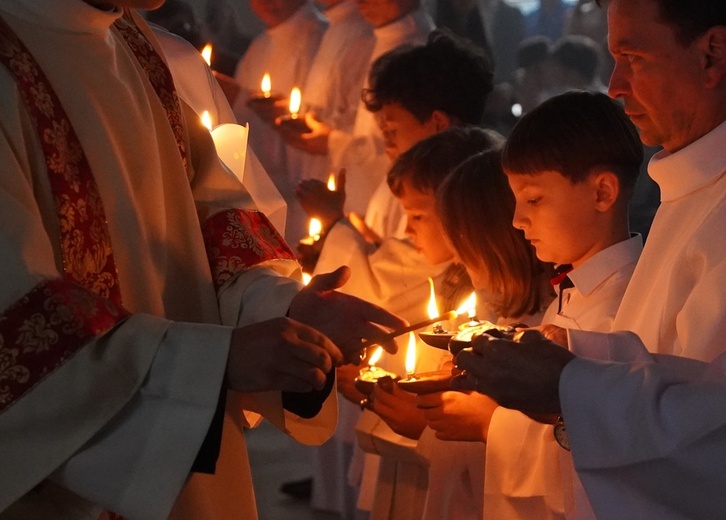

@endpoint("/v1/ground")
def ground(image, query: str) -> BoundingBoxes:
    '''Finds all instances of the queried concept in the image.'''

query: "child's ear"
[592,170,620,212]
[429,110,453,132]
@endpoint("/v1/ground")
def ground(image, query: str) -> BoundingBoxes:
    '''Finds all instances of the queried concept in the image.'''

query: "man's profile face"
[606,0,706,152]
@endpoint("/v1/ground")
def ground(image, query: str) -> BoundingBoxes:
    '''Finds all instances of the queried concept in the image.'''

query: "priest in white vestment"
[0,2,406,519]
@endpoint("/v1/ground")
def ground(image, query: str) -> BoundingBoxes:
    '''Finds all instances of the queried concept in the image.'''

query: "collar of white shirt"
[567,234,643,297]
[649,119,726,202]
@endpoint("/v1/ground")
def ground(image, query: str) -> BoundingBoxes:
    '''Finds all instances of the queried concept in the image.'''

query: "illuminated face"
[607,0,706,152]
[397,178,454,265]
[250,0,305,28]
[377,102,440,161]
[356,0,413,28]
[507,170,601,267]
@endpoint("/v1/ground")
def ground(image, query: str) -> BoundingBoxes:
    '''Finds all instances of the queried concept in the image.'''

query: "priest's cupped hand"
[452,331,575,416]
[226,316,340,393]
[288,266,407,365]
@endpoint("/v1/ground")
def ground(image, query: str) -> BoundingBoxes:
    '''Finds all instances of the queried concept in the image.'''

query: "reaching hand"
[336,363,368,404]
[226,317,341,393]
[452,331,575,416]
[370,382,427,440]
[288,266,406,364]
[296,169,346,231]
[416,390,498,442]
[277,112,331,155]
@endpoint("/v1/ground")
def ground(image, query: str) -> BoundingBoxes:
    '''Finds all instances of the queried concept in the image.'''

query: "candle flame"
[455,292,477,319]
[368,346,383,367]
[405,332,417,376]
[308,218,322,239]
[327,173,336,191]
[289,87,302,116]
[261,73,271,97]
[302,272,312,286]
[427,278,439,320]
[201,43,212,66]
[201,110,213,131]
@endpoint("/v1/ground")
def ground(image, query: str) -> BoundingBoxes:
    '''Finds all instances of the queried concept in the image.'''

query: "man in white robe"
[453,0,726,517]
[0,2,405,519]
[232,0,327,244]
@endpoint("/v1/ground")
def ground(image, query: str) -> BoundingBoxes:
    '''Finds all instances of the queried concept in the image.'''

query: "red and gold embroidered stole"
[0,10,296,415]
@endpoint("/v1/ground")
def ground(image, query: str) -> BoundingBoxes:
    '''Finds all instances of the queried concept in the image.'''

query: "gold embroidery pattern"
[113,11,188,171]
[0,15,122,305]
[0,279,129,412]
[203,210,296,291]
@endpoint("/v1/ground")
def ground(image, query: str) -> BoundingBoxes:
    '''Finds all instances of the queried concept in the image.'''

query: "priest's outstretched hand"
[289,266,406,364]
[452,330,575,417]
[227,316,340,393]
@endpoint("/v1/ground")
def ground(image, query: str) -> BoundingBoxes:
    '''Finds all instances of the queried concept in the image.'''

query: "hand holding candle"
[277,86,312,133]
[247,73,285,122]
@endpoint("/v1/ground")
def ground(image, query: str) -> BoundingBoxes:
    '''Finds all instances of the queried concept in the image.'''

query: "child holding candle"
[411,144,554,520]
[420,90,644,520]
[345,127,503,520]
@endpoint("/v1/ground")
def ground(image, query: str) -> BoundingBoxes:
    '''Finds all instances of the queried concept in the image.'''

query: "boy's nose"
[512,207,528,230]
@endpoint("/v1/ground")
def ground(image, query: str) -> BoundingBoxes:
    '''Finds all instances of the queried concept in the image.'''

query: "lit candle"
[302,272,312,286]
[201,43,212,67]
[405,332,417,379]
[427,278,444,333]
[261,73,272,98]
[368,346,383,368]
[200,110,213,131]
[455,292,478,323]
[298,218,322,246]
[289,87,302,119]
[327,172,336,191]
[309,218,322,241]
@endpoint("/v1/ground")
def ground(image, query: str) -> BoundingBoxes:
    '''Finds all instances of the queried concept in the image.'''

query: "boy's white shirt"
[483,235,642,520]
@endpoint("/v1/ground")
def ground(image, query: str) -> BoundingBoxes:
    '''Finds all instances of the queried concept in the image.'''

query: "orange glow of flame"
[201,110,212,131]
[368,346,383,367]
[289,87,302,117]
[427,278,439,320]
[456,292,477,319]
[405,332,417,376]
[261,73,271,97]
[302,273,312,286]
[201,43,212,66]
[308,218,322,239]
[327,173,336,191]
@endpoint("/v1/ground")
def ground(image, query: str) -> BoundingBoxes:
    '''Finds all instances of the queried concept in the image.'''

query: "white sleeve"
[50,319,231,520]
[561,352,726,519]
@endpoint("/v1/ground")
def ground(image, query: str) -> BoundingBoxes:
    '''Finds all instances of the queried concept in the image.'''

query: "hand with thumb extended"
[289,266,406,364]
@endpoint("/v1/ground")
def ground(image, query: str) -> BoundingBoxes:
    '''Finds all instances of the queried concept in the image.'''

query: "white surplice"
[232,1,327,244]
[562,331,726,519]
[0,2,334,519]
[289,0,374,185]
[327,8,435,218]
[483,236,642,520]
[564,121,726,519]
